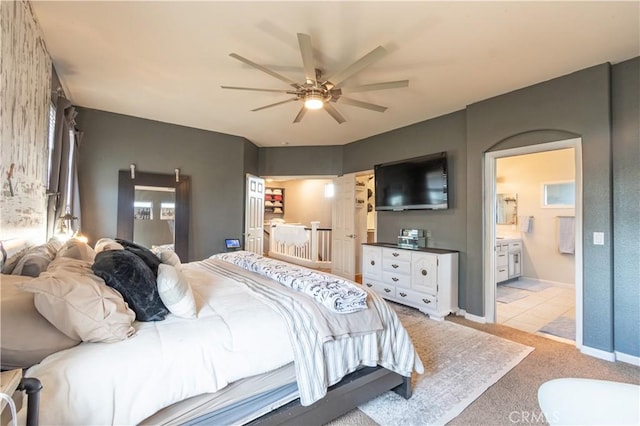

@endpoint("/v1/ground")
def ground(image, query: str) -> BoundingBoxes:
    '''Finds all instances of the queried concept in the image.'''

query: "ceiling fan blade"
[293,105,307,123]
[297,33,317,86]
[341,80,409,94]
[221,85,293,93]
[325,46,387,87]
[251,98,299,112]
[323,103,346,124]
[229,53,300,88]
[339,96,387,112]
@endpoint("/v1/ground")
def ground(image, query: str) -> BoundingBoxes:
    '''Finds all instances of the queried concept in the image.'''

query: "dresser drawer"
[361,279,395,298]
[382,270,410,288]
[382,247,412,262]
[396,288,437,308]
[382,259,411,275]
[508,242,522,251]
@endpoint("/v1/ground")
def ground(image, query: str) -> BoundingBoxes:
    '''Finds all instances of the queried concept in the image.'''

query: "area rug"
[538,315,575,341]
[358,304,534,426]
[504,279,551,292]
[496,285,528,304]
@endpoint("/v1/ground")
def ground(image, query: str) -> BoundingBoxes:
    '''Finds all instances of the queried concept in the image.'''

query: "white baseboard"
[615,351,640,366]
[581,345,616,362]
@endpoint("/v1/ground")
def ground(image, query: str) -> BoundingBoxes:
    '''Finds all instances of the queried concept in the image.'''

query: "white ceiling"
[31,1,639,148]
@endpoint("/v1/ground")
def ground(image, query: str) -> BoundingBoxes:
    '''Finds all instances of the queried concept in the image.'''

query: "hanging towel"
[558,216,575,254]
[520,216,533,233]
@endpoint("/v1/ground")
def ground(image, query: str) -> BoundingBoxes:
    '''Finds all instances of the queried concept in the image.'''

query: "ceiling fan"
[221,33,409,124]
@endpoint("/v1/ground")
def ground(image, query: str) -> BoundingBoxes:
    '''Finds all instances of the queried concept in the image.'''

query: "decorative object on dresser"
[361,243,458,320]
[397,229,426,249]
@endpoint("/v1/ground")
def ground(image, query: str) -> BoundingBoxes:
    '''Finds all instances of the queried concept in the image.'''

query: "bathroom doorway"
[484,139,583,347]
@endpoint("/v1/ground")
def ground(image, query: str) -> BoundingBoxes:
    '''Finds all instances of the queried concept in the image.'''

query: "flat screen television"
[374,152,449,211]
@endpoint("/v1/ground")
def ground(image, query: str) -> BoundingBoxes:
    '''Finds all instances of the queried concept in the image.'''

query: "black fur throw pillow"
[115,239,162,276]
[92,250,168,322]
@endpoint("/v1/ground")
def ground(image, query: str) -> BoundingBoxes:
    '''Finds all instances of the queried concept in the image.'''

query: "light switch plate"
[593,232,605,245]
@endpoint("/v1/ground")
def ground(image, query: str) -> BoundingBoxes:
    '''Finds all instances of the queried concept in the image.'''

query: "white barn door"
[332,173,357,279]
[244,174,265,254]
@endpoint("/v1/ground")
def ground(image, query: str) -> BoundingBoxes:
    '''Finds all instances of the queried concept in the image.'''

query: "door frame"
[483,138,583,348]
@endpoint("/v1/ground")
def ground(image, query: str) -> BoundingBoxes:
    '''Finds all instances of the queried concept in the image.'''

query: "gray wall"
[77,108,255,261]
[466,64,613,351]
[343,111,468,307]
[258,146,343,176]
[611,57,640,358]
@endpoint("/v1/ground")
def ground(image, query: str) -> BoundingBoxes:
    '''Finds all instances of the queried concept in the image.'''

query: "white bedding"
[25,264,294,425]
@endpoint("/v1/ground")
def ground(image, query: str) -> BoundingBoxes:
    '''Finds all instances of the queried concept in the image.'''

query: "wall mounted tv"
[374,151,449,211]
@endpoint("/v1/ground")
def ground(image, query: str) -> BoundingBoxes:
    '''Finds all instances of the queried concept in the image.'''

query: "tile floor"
[496,278,576,342]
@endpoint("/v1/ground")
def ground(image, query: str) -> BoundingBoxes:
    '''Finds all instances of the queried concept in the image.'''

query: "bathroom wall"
[497,149,576,285]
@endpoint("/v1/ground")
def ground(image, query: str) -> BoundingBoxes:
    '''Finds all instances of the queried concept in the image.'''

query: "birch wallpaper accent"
[0,0,52,240]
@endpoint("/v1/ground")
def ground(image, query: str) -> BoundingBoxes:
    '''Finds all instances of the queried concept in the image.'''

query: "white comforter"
[25,264,295,425]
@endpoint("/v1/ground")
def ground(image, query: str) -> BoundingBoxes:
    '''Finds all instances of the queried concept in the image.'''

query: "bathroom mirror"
[117,170,190,260]
[496,193,518,225]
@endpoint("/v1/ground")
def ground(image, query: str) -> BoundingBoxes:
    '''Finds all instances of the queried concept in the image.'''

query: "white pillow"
[158,250,181,267]
[156,264,196,319]
[94,238,124,254]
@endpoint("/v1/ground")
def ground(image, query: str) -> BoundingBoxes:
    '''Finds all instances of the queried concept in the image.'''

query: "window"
[46,102,56,188]
[542,181,575,208]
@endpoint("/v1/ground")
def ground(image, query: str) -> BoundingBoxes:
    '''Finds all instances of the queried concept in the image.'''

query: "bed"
[0,238,423,425]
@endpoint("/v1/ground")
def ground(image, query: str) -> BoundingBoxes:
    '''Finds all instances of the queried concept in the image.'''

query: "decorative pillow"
[11,252,53,277]
[94,237,125,254]
[1,274,80,370]
[116,239,162,276]
[157,264,196,319]
[92,250,168,321]
[157,249,181,267]
[18,258,136,343]
[56,239,96,262]
[2,248,29,274]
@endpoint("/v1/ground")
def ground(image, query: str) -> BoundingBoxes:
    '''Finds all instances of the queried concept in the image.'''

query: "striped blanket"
[211,250,368,313]
[196,258,424,406]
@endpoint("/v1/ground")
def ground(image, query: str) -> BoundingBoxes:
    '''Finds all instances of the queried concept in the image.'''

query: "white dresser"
[361,243,459,320]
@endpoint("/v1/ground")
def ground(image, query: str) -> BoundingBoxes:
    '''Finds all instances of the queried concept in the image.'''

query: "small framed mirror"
[117,171,190,261]
[496,193,518,225]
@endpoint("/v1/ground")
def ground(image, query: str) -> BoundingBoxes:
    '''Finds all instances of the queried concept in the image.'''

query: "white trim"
[581,345,616,362]
[462,310,487,324]
[615,351,640,367]
[483,138,583,349]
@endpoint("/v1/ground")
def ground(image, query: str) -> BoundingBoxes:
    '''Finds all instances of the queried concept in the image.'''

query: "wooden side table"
[0,369,42,426]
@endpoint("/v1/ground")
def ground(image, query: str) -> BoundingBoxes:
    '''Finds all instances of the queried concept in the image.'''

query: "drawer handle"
[392,264,399,269]
[399,292,407,297]
[365,283,373,287]
[422,298,432,304]
[384,288,391,293]
[392,252,399,257]
[392,277,399,282]
[421,269,428,276]
[370,260,375,266]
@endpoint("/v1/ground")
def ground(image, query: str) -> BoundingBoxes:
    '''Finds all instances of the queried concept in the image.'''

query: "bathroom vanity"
[496,238,522,283]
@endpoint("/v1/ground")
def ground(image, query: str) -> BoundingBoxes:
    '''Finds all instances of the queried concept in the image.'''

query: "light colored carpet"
[354,304,534,426]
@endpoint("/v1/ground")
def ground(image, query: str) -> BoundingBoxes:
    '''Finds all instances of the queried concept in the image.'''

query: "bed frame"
[251,367,411,425]
[185,366,411,425]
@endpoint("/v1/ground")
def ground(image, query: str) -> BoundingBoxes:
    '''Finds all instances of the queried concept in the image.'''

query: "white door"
[244,174,265,254]
[332,173,357,279]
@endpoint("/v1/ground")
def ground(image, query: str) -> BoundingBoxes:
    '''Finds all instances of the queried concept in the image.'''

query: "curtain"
[46,97,82,239]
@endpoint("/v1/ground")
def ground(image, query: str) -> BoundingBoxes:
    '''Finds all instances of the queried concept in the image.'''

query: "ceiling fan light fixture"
[304,92,324,110]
